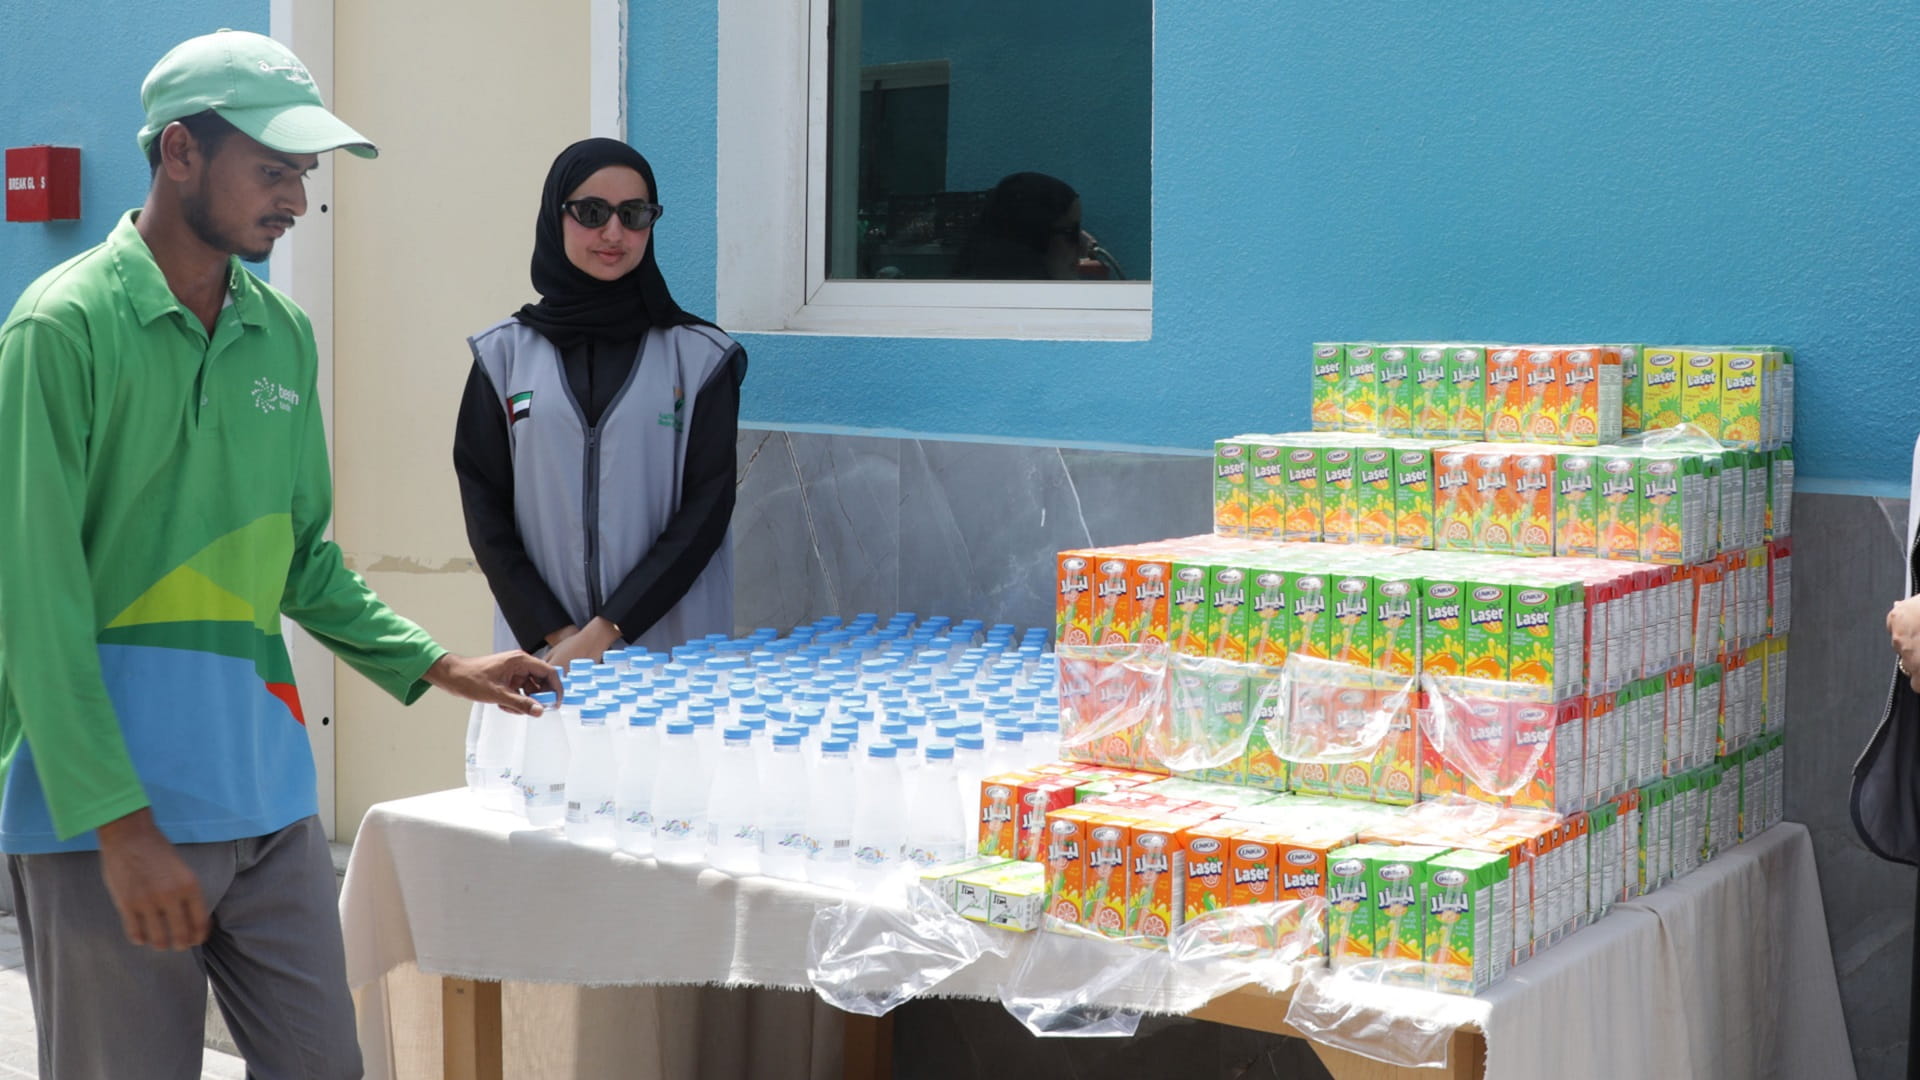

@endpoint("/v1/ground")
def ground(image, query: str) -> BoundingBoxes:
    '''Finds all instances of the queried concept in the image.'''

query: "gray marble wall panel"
[731,430,1916,1078]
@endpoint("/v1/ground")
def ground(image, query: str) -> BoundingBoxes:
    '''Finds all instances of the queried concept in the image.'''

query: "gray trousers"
[7,815,361,1080]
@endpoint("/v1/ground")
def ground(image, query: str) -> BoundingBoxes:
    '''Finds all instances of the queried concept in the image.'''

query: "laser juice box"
[1356,446,1397,545]
[1394,446,1440,549]
[1282,446,1324,542]
[1719,350,1765,449]
[1342,345,1381,433]
[1247,440,1288,540]
[1312,343,1345,430]
[1641,349,1683,431]
[1679,349,1722,440]
[1214,439,1251,537]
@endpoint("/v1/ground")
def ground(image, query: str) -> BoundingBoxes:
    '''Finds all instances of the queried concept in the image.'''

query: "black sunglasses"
[561,197,664,231]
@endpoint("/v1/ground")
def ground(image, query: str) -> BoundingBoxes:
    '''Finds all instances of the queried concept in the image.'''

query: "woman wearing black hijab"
[951,172,1088,280]
[454,138,747,669]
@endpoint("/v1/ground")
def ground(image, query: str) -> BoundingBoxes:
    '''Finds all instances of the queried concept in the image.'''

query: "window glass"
[825,0,1152,283]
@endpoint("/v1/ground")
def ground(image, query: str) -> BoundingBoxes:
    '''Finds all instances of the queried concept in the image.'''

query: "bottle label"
[621,807,654,828]
[764,831,811,855]
[658,818,696,840]
[852,843,895,866]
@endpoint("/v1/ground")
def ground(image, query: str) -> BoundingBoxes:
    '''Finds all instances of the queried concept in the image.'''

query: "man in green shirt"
[0,30,558,1077]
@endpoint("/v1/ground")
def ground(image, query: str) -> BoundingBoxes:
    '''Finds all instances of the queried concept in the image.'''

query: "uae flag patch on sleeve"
[508,391,533,424]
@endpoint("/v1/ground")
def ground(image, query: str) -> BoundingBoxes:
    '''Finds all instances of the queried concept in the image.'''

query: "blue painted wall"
[861,0,1153,278]
[1,3,267,307]
[665,3,1916,490]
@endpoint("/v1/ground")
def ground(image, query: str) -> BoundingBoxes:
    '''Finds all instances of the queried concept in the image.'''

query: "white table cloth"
[342,789,1856,1080]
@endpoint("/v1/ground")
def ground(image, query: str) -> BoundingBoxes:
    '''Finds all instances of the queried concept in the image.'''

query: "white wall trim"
[717,0,1150,341]
[270,0,339,840]
[590,0,628,139]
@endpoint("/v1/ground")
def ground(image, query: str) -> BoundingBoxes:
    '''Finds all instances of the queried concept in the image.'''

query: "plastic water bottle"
[757,730,812,881]
[805,739,856,888]
[954,732,987,831]
[650,720,707,865]
[613,708,660,855]
[563,705,619,845]
[904,744,966,868]
[848,744,908,887]
[892,734,921,775]
[985,727,1025,777]
[473,702,524,814]
[514,692,568,826]
[705,727,761,875]
[464,703,487,794]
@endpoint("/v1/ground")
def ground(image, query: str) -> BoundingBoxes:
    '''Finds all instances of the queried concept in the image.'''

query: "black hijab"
[951,172,1079,280]
[514,138,713,349]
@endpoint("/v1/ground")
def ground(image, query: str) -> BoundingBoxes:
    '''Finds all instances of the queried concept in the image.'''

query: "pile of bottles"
[465,613,1060,888]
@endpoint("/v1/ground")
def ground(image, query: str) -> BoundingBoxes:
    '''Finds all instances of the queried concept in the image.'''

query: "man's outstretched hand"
[425,651,562,714]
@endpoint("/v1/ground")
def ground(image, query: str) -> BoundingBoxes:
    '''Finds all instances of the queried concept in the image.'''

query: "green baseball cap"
[137,29,377,159]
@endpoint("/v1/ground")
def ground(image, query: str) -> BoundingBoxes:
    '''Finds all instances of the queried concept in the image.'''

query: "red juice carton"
[1282,446,1324,542]
[1056,551,1096,646]
[1414,346,1453,437]
[1434,448,1477,552]
[1342,344,1381,433]
[1312,343,1345,431]
[1449,345,1489,438]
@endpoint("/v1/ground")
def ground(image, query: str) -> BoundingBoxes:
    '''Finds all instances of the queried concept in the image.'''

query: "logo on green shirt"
[251,378,300,414]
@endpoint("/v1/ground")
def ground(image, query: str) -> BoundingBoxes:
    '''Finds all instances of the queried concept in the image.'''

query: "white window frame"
[718,0,1151,341]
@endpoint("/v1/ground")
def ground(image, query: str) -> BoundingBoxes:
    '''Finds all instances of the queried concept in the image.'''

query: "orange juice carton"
[953,860,1047,932]
[1330,573,1374,666]
[1393,445,1438,549]
[1214,439,1252,537]
[1485,347,1527,441]
[1596,451,1642,561]
[1176,820,1244,926]
[1090,554,1134,645]
[1055,551,1096,646]
[1448,345,1489,438]
[1341,344,1381,433]
[1414,346,1454,437]
[1465,448,1514,553]
[1281,446,1324,542]
[1017,778,1086,863]
[1321,447,1360,543]
[1269,826,1349,958]
[1678,349,1722,439]
[1246,440,1289,540]
[1367,685,1421,806]
[921,854,1015,910]
[1769,445,1794,540]
[1287,571,1334,660]
[1463,581,1511,681]
[1433,448,1476,552]
[1519,347,1563,442]
[1169,560,1213,657]
[1555,452,1600,557]
[1426,849,1509,995]
[1616,344,1645,434]
[1507,449,1557,556]
[1559,346,1623,445]
[1641,348,1684,431]
[1718,350,1765,449]
[1312,343,1346,431]
[978,772,1037,857]
[1355,446,1397,545]
[1129,555,1172,647]
[1083,813,1135,937]
[1378,346,1418,436]
[1207,564,1252,661]
[1129,812,1217,942]
[1371,845,1448,984]
[1042,808,1096,923]
[1328,844,1382,970]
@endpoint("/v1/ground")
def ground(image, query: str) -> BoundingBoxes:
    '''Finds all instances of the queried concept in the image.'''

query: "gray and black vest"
[468,318,736,654]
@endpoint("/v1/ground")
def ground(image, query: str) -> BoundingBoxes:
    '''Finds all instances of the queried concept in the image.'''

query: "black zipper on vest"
[585,426,603,614]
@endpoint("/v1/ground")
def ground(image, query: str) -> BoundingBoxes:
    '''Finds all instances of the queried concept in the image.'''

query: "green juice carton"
[1247,565,1292,668]
[1413,346,1453,438]
[1247,440,1288,540]
[1372,845,1448,986]
[1281,445,1324,542]
[1378,346,1417,437]
[1700,454,1724,561]
[1342,344,1381,433]
[1287,571,1333,661]
[1616,344,1645,434]
[1463,579,1511,681]
[1213,438,1251,537]
[1206,564,1252,662]
[1355,446,1397,545]
[1168,561,1213,658]
[1321,446,1360,543]
[1426,850,1509,995]
[1744,451,1769,556]
[1328,845,1380,970]
[1312,343,1345,431]
[1394,445,1439,550]
[1678,349,1721,440]
[1448,345,1488,439]
[1596,450,1642,561]
[1641,348,1683,431]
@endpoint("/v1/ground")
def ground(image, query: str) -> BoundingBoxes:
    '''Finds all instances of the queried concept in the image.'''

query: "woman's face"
[1044,197,1085,280]
[562,165,652,282]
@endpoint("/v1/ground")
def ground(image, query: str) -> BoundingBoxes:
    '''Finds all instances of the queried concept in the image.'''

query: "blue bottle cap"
[866,744,897,759]
[879,721,908,737]
[891,735,918,751]
[723,726,753,742]
[628,709,659,727]
[822,739,852,754]
[665,720,695,736]
[531,691,558,707]
[925,743,955,761]
[995,728,1024,743]
[580,705,610,723]
[956,734,985,751]
[773,731,803,748]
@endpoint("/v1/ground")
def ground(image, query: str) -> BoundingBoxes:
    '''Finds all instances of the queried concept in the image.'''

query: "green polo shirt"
[0,210,445,851]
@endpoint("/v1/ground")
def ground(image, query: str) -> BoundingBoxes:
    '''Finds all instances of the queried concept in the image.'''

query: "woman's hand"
[1888,596,1920,692]
[546,617,624,674]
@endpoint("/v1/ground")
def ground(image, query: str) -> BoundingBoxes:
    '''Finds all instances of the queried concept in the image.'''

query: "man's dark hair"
[146,110,241,176]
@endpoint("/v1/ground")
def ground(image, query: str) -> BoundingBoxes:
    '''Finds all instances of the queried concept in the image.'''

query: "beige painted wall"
[332,0,592,838]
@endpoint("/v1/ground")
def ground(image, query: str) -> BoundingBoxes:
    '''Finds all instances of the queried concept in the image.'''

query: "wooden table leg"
[442,977,503,1080]
[841,1011,893,1080]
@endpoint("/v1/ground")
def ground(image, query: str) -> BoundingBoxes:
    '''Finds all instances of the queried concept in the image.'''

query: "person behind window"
[455,139,748,670]
[950,171,1092,281]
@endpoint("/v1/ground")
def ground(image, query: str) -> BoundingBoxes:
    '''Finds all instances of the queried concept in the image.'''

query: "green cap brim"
[217,101,379,159]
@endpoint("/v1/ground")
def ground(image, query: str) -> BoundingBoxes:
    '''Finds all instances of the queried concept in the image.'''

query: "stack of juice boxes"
[1313,341,1794,451]
[1214,432,1460,549]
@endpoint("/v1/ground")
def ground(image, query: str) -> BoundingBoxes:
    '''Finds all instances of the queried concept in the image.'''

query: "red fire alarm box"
[6,146,82,222]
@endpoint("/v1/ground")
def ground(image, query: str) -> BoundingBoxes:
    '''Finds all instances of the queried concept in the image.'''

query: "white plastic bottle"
[514,691,568,826]
[953,732,987,832]
[903,744,966,868]
[984,727,1026,778]
[705,727,762,875]
[757,730,812,881]
[464,702,487,794]
[564,704,619,846]
[650,720,708,865]
[805,738,857,888]
[473,702,524,815]
[848,744,908,888]
[613,707,661,856]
